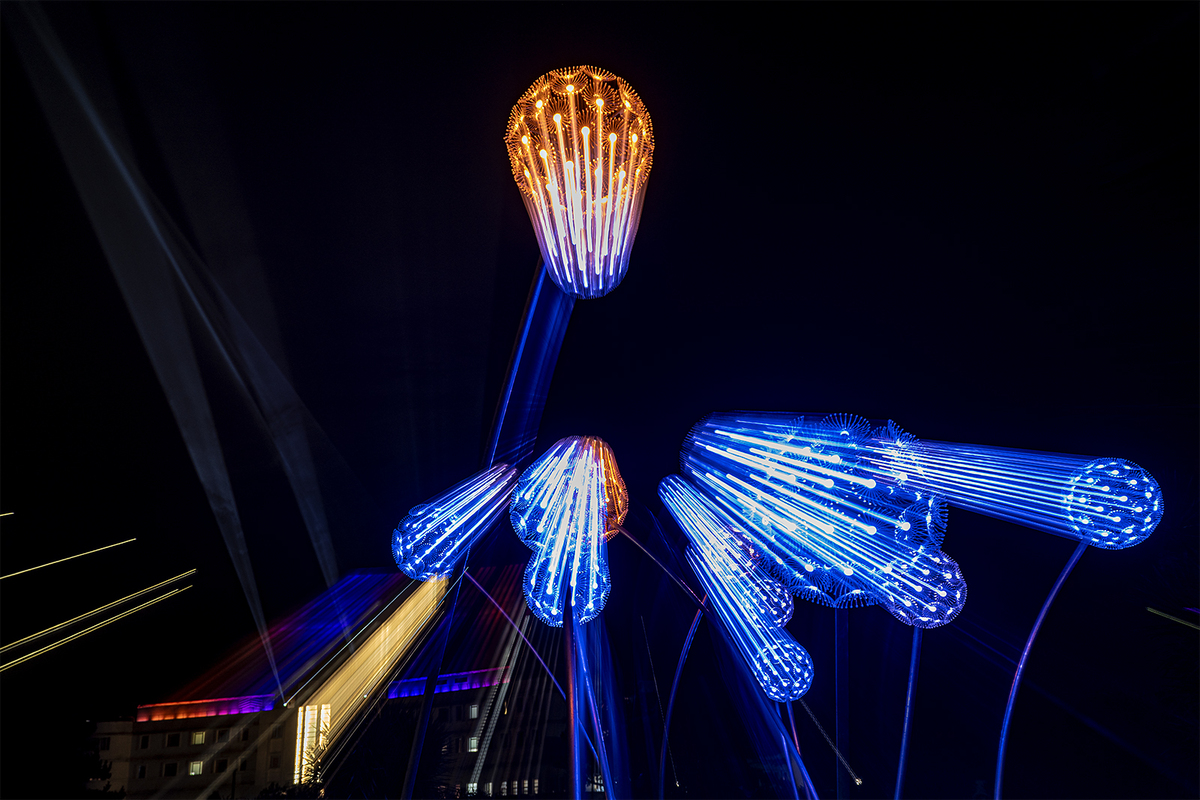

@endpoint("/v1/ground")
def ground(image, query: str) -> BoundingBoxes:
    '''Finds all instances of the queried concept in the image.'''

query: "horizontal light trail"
[0,585,191,672]
[1146,607,1200,631]
[0,537,136,580]
[0,512,13,518]
[682,412,966,628]
[393,464,518,580]
[1,569,196,653]
[510,436,626,626]
[505,67,653,298]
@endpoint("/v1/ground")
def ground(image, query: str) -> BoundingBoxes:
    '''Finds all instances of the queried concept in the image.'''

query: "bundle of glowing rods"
[510,436,626,626]
[682,412,966,628]
[393,464,518,580]
[660,475,812,701]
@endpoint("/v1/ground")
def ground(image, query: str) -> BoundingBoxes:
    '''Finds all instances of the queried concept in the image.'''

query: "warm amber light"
[505,65,654,299]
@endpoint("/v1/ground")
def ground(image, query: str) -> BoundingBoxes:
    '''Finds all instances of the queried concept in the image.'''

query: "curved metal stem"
[616,526,704,609]
[893,627,922,800]
[658,607,704,799]
[994,541,1087,799]
[787,702,820,800]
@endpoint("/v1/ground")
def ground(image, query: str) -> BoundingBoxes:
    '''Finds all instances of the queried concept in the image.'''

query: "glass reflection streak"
[858,432,1163,550]
[682,412,966,628]
[510,436,628,626]
[659,475,793,626]
[505,66,653,299]
[392,464,518,580]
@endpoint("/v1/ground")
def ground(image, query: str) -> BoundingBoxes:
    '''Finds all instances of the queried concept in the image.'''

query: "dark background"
[1,3,1196,798]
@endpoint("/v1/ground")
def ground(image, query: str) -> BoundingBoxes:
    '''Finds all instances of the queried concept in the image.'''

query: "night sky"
[1,3,1196,799]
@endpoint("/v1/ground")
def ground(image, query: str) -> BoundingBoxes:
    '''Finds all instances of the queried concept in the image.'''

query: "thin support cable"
[659,606,704,800]
[893,627,923,800]
[786,702,820,800]
[994,540,1087,800]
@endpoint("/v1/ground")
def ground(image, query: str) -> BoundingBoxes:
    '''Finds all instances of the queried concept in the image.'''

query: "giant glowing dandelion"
[392,464,518,581]
[660,475,813,701]
[505,66,653,299]
[510,436,627,626]
[681,412,967,628]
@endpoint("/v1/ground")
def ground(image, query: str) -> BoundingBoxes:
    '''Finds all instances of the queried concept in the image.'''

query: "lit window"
[216,759,228,773]
[217,729,229,743]
[166,733,180,747]
[484,782,492,796]
[523,780,529,795]
[468,736,479,753]
[162,763,178,777]
[136,765,146,779]
[467,783,478,796]
[191,731,205,745]
[533,779,538,795]
[189,761,203,776]
[469,704,479,719]
[500,781,507,797]
[139,735,149,749]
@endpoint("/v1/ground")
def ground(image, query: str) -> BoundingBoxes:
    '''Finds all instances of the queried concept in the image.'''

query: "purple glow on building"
[136,694,276,722]
[388,666,510,699]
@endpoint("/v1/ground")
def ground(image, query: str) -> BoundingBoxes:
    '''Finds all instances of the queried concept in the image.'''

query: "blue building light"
[510,436,627,626]
[681,412,967,628]
[392,464,518,581]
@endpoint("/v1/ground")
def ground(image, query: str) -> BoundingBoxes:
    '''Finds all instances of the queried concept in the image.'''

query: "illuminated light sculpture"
[510,436,628,626]
[392,464,519,580]
[659,475,814,701]
[505,66,653,299]
[856,427,1163,550]
[682,412,967,628]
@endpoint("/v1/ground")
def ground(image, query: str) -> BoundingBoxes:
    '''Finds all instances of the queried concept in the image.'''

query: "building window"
[139,735,150,749]
[216,759,228,773]
[188,761,203,776]
[240,757,251,772]
[191,731,205,746]
[269,755,280,769]
[467,783,478,796]
[162,763,178,777]
[271,727,282,739]
[97,737,110,751]
[468,736,479,753]
[533,779,538,795]
[136,765,146,779]
[469,704,479,719]
[484,782,492,797]
[166,733,180,747]
[523,780,529,795]
[217,729,229,743]
[241,728,250,742]
[500,781,507,797]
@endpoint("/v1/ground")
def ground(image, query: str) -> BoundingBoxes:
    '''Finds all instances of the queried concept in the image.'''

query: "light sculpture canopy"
[505,66,653,299]
[660,475,813,701]
[392,464,518,581]
[682,412,967,628]
[510,436,628,626]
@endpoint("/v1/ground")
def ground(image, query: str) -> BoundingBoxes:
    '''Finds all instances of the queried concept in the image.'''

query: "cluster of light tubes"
[660,476,813,701]
[505,66,653,299]
[510,436,627,627]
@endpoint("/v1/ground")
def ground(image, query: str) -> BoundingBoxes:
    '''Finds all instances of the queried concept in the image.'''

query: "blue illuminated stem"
[994,540,1087,800]
[893,627,922,800]
[392,464,517,580]
[786,702,820,800]
[565,596,584,800]
[659,607,704,800]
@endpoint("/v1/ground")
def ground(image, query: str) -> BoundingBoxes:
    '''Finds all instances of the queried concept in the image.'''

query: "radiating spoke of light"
[505,66,654,300]
[0,537,137,580]
[510,436,627,626]
[680,412,967,628]
[393,464,518,581]
[0,585,192,672]
[0,569,196,653]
